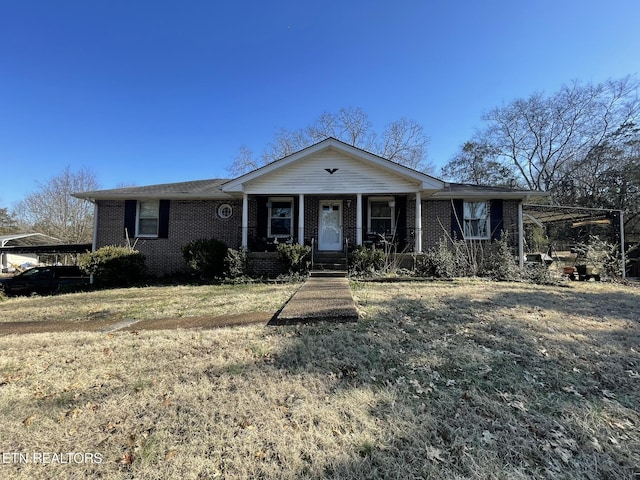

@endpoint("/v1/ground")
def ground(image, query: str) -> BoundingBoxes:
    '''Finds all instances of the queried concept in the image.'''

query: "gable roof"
[221,137,444,193]
[72,138,547,201]
[73,179,232,201]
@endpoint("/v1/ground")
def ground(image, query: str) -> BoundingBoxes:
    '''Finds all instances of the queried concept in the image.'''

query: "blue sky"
[1,0,639,207]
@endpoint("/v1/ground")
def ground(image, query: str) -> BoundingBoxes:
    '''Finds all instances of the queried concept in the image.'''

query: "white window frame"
[217,203,233,219]
[136,200,160,238]
[368,196,395,234]
[463,200,490,240]
[267,197,294,238]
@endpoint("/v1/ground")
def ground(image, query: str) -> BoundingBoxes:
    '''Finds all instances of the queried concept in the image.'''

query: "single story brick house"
[74,138,545,276]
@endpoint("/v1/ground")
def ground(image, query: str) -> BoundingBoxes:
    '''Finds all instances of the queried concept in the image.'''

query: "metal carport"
[521,204,626,279]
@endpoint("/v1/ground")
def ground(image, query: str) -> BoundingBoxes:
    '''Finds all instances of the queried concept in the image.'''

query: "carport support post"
[518,202,524,270]
[90,199,98,284]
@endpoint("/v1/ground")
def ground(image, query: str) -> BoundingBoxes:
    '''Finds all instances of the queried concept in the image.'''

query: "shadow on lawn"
[254,283,640,479]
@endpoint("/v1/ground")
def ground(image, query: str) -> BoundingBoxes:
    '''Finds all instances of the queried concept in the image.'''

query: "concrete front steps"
[310,252,348,278]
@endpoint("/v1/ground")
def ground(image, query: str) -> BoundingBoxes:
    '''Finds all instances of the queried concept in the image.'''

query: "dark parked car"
[0,266,90,296]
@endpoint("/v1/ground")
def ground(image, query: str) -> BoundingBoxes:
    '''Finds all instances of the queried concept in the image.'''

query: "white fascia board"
[432,190,548,200]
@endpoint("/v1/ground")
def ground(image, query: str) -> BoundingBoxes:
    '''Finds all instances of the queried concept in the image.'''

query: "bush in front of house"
[415,238,463,278]
[80,245,147,287]
[276,243,311,274]
[523,263,557,285]
[225,247,250,280]
[182,238,228,279]
[479,233,521,282]
[349,245,386,275]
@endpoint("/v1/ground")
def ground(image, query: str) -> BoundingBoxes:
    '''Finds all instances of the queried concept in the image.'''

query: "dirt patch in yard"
[0,311,274,336]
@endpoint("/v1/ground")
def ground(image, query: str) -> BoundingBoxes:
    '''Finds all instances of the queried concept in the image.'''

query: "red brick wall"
[422,200,453,249]
[502,200,520,244]
[419,199,521,250]
[95,197,522,276]
[96,199,242,276]
[248,252,282,277]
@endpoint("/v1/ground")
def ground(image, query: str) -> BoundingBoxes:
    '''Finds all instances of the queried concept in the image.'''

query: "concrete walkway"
[271,276,359,324]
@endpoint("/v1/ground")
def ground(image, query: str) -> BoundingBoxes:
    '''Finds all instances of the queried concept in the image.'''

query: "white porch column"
[298,194,305,245]
[241,193,249,249]
[518,202,524,270]
[356,193,363,246]
[91,200,98,252]
[415,191,422,253]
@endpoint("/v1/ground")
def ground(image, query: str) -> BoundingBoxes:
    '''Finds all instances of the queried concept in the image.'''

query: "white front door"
[319,201,342,250]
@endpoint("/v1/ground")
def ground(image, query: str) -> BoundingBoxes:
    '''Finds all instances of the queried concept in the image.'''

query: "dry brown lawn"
[0,279,638,479]
[0,283,298,324]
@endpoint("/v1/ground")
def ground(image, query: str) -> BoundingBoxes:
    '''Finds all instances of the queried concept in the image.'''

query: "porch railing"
[239,226,417,253]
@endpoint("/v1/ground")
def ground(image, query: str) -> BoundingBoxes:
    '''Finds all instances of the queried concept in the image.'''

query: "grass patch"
[0,280,638,479]
[0,283,297,324]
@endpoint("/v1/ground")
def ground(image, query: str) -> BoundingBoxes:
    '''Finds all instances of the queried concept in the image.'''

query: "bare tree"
[0,207,19,235]
[227,107,432,175]
[478,76,640,192]
[13,167,99,243]
[440,141,515,186]
[226,146,261,178]
[441,77,640,241]
[379,117,432,171]
[559,122,640,235]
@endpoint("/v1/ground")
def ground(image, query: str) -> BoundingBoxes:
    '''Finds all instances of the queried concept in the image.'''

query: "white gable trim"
[221,138,444,193]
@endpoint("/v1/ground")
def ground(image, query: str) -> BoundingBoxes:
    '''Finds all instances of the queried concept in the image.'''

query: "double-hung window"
[463,201,490,239]
[268,197,293,238]
[137,200,160,237]
[368,197,395,234]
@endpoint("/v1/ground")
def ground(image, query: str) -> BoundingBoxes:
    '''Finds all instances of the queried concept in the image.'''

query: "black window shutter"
[292,196,298,238]
[124,200,137,238]
[451,200,464,240]
[362,196,368,234]
[490,199,504,241]
[395,195,407,244]
[257,197,268,238]
[158,200,170,238]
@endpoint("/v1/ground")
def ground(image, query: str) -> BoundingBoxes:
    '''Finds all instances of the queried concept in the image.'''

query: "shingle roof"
[433,182,547,199]
[74,178,233,200]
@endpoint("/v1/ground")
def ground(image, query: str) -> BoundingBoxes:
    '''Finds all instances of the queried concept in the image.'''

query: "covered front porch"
[220,138,445,256]
[238,192,426,254]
